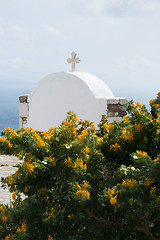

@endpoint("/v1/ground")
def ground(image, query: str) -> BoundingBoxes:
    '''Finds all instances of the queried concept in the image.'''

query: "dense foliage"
[0,93,160,240]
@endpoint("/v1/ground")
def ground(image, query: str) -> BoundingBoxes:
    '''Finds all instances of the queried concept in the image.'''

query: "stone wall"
[19,95,29,128]
[107,98,127,122]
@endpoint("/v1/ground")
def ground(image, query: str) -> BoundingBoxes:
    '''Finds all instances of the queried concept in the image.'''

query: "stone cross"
[67,51,80,72]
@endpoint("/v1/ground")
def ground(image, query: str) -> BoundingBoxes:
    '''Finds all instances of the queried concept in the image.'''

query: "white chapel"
[19,52,127,131]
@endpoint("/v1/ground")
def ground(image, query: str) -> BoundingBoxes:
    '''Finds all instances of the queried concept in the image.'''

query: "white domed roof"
[67,72,114,99]
[26,72,115,131]
[31,72,114,99]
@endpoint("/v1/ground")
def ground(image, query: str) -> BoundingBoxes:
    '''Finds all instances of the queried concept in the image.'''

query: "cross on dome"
[67,51,80,72]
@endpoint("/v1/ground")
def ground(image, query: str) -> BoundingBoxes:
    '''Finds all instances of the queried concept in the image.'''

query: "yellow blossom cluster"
[72,158,87,171]
[137,150,148,158]
[75,189,90,200]
[48,235,54,240]
[67,214,74,220]
[4,127,12,133]
[120,128,134,142]
[78,129,88,141]
[123,115,129,123]
[25,162,35,174]
[134,122,143,132]
[110,143,121,151]
[5,175,14,185]
[143,178,154,187]
[156,129,160,135]
[154,104,160,109]
[64,157,72,167]
[32,132,44,147]
[25,186,30,193]
[17,222,27,233]
[12,191,16,200]
[95,135,103,143]
[5,234,13,240]
[102,122,114,134]
[41,131,51,141]
[48,157,56,167]
[122,179,137,190]
[84,146,89,154]
[1,209,7,223]
[150,186,156,196]
[154,157,159,162]
[108,189,118,206]
[150,99,156,105]
[136,102,143,108]
[73,181,90,200]
[47,207,55,219]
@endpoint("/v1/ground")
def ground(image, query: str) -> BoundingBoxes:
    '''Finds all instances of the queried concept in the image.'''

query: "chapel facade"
[19,71,127,131]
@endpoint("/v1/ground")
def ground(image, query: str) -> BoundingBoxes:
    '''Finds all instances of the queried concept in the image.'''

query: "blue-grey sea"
[0,89,30,133]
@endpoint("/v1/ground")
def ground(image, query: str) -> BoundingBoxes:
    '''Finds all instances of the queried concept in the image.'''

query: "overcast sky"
[0,0,160,106]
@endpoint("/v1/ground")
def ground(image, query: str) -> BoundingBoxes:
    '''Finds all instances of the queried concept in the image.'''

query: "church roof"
[31,72,114,99]
[69,72,114,99]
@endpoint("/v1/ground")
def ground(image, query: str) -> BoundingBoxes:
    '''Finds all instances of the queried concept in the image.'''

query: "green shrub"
[0,93,160,240]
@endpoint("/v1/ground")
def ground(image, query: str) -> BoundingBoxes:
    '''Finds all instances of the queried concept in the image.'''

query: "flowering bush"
[0,93,160,240]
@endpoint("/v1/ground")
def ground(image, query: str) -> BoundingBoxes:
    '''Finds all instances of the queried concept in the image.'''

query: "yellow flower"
[137,150,148,158]
[25,186,30,192]
[123,115,129,122]
[48,157,56,167]
[12,191,16,200]
[136,102,143,108]
[108,189,115,197]
[143,178,154,187]
[150,186,156,196]
[154,157,159,162]
[48,235,54,240]
[134,122,143,131]
[134,109,141,115]
[48,207,55,219]
[67,111,73,115]
[5,234,12,240]
[64,157,72,166]
[17,222,27,232]
[26,162,35,173]
[156,129,160,135]
[4,127,12,132]
[73,182,81,189]
[76,189,90,200]
[72,158,87,171]
[84,146,89,154]
[5,140,12,148]
[67,214,74,219]
[82,180,90,190]
[120,128,134,142]
[5,176,14,185]
[122,179,137,189]
[110,143,121,151]
[1,209,7,223]
[155,104,160,109]
[78,129,88,141]
[150,99,155,105]
[110,195,117,206]
[0,205,4,211]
